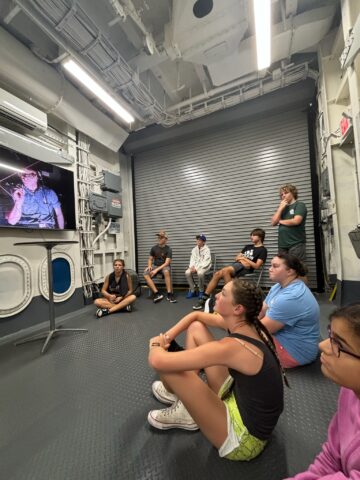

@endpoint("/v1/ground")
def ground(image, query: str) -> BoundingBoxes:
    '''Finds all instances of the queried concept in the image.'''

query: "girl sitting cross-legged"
[148,279,287,461]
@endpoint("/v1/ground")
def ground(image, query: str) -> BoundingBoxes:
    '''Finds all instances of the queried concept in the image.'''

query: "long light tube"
[253,0,271,70]
[62,59,135,124]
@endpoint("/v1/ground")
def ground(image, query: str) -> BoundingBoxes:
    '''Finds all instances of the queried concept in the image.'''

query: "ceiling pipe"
[0,26,128,151]
[14,0,141,124]
[108,0,159,55]
[167,71,267,113]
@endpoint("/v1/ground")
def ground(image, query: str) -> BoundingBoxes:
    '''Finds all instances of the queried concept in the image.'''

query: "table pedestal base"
[15,327,88,354]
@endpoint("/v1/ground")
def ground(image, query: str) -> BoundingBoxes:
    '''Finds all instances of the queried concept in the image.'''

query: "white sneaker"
[147,399,199,431]
[152,381,177,405]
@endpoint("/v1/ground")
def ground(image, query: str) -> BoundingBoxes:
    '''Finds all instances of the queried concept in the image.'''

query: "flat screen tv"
[0,145,76,230]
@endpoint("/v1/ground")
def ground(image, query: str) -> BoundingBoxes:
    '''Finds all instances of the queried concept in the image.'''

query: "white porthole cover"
[39,252,76,302]
[0,255,33,318]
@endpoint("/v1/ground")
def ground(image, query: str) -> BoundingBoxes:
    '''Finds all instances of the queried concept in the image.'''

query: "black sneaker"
[167,293,177,303]
[153,292,164,303]
[193,297,206,310]
[96,308,110,318]
[126,304,132,312]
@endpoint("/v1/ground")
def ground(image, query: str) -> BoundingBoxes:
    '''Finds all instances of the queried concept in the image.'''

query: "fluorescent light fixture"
[0,162,24,173]
[62,59,135,124]
[253,0,271,70]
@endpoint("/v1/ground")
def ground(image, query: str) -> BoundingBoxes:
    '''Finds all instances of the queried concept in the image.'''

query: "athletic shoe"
[153,292,164,303]
[185,290,197,299]
[167,293,177,303]
[96,308,110,318]
[148,399,199,431]
[204,297,215,314]
[152,381,178,405]
[126,304,132,312]
[192,297,206,310]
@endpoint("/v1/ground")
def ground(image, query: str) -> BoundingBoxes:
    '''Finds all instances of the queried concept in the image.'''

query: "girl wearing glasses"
[286,304,360,479]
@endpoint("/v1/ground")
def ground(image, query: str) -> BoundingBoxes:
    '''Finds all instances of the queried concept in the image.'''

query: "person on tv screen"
[7,167,64,229]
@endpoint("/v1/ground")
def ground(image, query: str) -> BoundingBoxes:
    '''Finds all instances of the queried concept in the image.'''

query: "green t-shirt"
[278,201,307,248]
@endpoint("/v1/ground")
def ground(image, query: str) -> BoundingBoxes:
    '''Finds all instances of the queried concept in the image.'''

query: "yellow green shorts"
[218,377,267,461]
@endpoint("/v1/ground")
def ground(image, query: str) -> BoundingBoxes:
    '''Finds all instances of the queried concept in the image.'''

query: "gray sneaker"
[192,297,206,310]
[152,381,177,405]
[148,399,199,431]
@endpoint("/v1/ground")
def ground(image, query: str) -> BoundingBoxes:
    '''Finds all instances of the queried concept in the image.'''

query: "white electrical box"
[109,221,121,234]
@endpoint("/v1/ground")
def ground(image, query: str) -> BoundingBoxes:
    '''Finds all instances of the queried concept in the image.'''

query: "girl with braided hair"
[148,279,285,461]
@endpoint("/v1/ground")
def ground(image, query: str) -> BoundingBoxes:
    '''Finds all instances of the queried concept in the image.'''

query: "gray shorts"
[231,262,246,277]
[144,264,171,277]
[278,243,306,262]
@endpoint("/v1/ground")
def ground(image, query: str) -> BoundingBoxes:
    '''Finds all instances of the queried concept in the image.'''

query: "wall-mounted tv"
[0,145,76,230]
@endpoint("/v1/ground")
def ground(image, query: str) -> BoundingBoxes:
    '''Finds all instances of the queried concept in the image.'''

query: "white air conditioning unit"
[0,87,47,135]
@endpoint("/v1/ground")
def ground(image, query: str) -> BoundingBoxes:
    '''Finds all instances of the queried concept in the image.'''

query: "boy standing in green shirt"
[271,184,307,261]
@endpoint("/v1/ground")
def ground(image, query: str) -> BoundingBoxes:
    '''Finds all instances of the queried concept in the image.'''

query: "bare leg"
[222,266,235,285]
[94,298,114,309]
[163,269,172,293]
[144,273,158,293]
[184,320,229,393]
[204,269,224,295]
[163,320,228,393]
[161,371,228,449]
[109,294,136,313]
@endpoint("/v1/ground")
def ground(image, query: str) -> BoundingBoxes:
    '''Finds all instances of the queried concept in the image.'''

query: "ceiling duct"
[0,26,128,151]
[0,87,47,136]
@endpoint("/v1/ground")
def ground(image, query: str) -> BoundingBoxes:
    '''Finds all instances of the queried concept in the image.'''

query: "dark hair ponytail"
[276,253,308,277]
[231,279,290,387]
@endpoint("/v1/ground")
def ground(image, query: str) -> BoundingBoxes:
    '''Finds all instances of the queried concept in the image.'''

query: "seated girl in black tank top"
[148,278,287,461]
[94,258,136,318]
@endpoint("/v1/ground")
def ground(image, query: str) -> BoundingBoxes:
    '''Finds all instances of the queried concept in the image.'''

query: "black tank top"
[108,271,128,297]
[228,332,284,440]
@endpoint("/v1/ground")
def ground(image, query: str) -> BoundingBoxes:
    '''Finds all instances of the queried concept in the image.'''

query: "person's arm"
[154,246,172,272]
[149,335,233,372]
[165,311,227,342]
[189,247,196,269]
[260,315,284,334]
[156,257,171,272]
[147,255,154,270]
[239,257,264,270]
[101,276,115,301]
[54,206,64,229]
[271,200,289,226]
[279,215,303,227]
[259,293,285,333]
[7,188,25,225]
[258,302,268,320]
[199,247,211,270]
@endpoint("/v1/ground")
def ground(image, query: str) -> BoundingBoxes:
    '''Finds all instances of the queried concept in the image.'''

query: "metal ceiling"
[0,0,339,132]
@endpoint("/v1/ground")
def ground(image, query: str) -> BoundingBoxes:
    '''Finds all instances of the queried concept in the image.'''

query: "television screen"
[0,145,76,230]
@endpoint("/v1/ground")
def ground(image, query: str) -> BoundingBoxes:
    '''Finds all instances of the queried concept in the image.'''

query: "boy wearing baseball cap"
[185,234,212,298]
[193,228,267,310]
[144,230,176,303]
